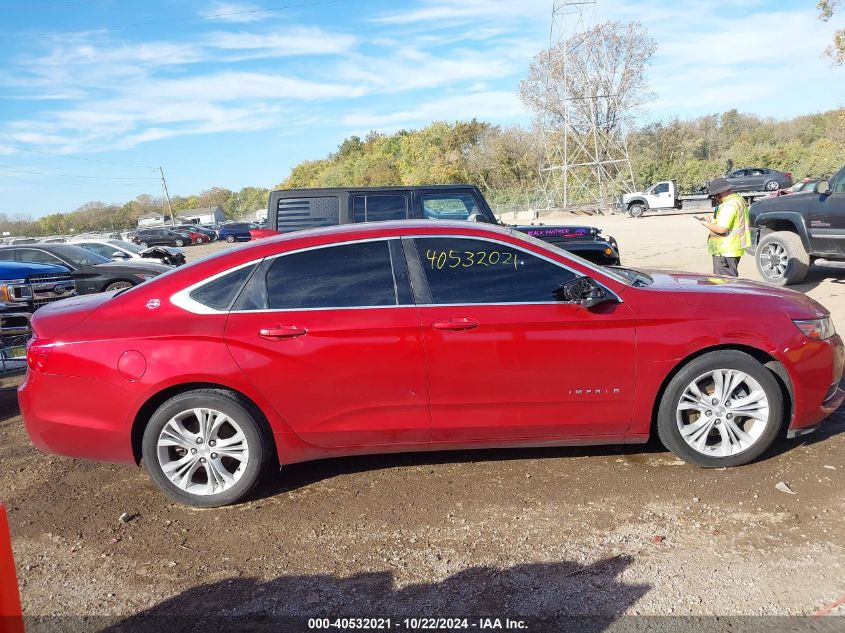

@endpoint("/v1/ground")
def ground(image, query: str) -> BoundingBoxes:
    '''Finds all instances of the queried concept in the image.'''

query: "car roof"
[270,184,480,195]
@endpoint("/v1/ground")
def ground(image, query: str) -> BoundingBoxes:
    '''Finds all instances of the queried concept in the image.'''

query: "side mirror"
[815,180,831,196]
[111,252,130,260]
[467,212,492,223]
[554,277,615,308]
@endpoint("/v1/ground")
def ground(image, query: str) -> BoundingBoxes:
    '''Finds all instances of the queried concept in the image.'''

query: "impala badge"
[146,298,161,310]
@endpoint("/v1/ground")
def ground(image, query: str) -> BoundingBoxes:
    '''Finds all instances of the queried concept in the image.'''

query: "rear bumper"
[18,370,138,465]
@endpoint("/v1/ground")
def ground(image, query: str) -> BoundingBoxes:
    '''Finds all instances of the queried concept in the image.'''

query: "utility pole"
[159,166,175,226]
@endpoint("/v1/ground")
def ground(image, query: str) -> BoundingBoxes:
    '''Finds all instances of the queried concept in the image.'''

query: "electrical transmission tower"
[537,0,636,214]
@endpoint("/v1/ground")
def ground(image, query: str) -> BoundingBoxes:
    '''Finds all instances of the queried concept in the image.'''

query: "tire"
[104,280,134,292]
[657,350,784,468]
[628,203,646,218]
[142,389,273,507]
[226,235,235,243]
[175,239,184,247]
[755,230,810,286]
[138,241,148,248]
[764,180,780,191]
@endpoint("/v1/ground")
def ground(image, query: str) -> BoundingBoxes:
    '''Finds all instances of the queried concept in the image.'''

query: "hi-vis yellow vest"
[708,193,751,258]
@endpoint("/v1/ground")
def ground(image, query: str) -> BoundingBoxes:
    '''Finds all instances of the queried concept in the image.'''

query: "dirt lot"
[1,213,844,626]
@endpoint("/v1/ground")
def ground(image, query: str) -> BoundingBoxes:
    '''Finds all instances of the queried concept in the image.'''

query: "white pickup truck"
[621,181,775,218]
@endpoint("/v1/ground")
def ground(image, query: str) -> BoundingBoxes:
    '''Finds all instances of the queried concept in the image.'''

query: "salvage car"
[19,222,844,507]
[0,244,170,293]
[72,239,186,267]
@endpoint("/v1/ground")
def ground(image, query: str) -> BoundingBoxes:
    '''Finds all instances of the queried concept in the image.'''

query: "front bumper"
[745,227,761,255]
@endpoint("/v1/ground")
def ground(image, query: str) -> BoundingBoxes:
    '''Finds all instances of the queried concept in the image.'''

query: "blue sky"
[0,0,841,217]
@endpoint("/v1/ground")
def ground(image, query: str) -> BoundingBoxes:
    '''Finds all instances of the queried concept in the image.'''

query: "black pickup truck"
[266,185,620,265]
[748,166,844,285]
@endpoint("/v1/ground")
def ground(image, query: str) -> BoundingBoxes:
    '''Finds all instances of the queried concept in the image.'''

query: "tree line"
[1,107,842,237]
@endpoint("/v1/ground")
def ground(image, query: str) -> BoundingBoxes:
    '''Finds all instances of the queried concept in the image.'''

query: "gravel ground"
[1,215,844,627]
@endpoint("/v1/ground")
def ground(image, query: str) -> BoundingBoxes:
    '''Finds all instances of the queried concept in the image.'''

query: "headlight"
[794,317,836,340]
[133,274,156,281]
[0,280,31,305]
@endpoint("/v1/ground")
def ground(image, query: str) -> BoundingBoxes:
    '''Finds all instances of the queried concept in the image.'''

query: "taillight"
[26,337,53,373]
[785,172,792,180]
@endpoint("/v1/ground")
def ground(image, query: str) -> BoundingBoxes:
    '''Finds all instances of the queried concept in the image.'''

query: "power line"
[0,142,157,171]
[6,0,118,11]
[0,163,159,180]
[5,0,343,38]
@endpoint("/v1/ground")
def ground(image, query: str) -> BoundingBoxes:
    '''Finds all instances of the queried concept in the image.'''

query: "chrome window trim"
[171,260,261,315]
[169,233,621,315]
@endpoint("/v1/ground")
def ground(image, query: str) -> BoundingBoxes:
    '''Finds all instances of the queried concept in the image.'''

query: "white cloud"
[342,91,527,131]
[200,1,264,23]
[373,0,549,25]
[207,28,356,58]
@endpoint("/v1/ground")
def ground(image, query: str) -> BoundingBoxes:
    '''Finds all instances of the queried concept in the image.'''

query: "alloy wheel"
[156,408,250,496]
[676,369,770,457]
[760,242,787,279]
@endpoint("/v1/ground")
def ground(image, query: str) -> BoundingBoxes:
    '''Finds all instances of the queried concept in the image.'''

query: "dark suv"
[132,228,189,248]
[266,185,621,265]
[748,165,845,285]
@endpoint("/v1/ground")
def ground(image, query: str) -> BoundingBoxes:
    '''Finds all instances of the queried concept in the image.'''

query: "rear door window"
[351,194,409,223]
[264,240,399,310]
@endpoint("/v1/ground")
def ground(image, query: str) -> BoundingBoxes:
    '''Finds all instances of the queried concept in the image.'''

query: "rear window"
[276,196,339,233]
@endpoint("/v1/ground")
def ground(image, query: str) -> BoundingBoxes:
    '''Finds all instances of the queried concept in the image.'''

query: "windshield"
[509,228,633,286]
[109,240,144,253]
[57,245,111,266]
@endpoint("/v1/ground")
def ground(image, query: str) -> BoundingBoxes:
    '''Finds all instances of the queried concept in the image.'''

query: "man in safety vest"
[697,176,751,277]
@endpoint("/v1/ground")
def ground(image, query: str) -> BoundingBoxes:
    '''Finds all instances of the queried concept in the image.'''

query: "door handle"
[259,324,308,340]
[432,317,479,331]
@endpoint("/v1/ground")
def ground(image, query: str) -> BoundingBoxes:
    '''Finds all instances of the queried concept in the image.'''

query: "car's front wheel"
[175,239,185,247]
[225,234,235,243]
[657,351,784,467]
[755,230,810,286]
[142,389,273,507]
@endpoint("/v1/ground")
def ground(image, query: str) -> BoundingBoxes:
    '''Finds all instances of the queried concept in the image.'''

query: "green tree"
[819,1,845,64]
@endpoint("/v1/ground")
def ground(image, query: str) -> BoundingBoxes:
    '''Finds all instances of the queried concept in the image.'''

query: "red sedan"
[18,222,845,507]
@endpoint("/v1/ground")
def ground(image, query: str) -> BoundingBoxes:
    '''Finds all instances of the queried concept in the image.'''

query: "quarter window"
[190,265,257,311]
[265,240,397,310]
[352,195,409,222]
[413,237,577,304]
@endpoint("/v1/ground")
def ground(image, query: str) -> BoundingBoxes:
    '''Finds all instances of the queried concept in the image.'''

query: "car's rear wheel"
[226,234,235,243]
[764,180,780,191]
[755,230,809,286]
[104,280,134,292]
[657,351,783,467]
[142,390,273,507]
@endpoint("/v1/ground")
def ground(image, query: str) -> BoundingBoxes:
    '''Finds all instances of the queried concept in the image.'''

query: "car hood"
[513,225,604,241]
[0,261,70,278]
[639,270,829,317]
[89,261,172,274]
